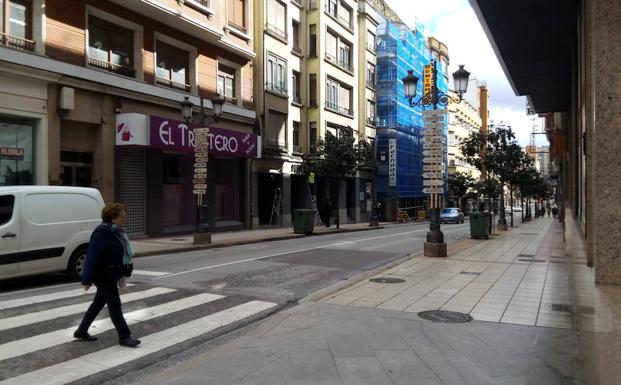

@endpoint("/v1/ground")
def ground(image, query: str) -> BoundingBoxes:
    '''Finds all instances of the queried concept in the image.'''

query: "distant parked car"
[440,208,465,224]
[505,206,523,215]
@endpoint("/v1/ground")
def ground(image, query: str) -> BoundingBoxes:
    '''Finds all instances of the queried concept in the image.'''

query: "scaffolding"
[375,21,449,205]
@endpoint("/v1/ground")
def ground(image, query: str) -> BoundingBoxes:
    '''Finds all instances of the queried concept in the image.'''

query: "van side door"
[0,193,20,278]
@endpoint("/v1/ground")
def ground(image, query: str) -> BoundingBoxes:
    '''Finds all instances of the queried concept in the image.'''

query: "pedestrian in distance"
[552,206,558,219]
[324,198,333,228]
[547,207,551,218]
[74,203,140,347]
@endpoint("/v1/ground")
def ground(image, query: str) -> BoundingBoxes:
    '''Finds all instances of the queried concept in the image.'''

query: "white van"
[0,186,105,280]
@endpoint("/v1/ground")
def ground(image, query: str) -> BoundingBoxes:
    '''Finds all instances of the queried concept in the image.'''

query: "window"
[0,195,15,226]
[366,100,376,126]
[292,71,301,104]
[0,118,34,186]
[367,30,376,51]
[88,16,134,77]
[0,0,33,51]
[338,42,351,70]
[366,62,376,88]
[217,64,237,102]
[292,20,300,53]
[309,74,317,107]
[266,0,286,39]
[227,0,247,32]
[267,111,287,148]
[338,4,352,29]
[292,121,300,150]
[325,31,337,62]
[309,122,317,153]
[326,78,339,110]
[156,41,190,91]
[327,0,337,17]
[325,78,352,116]
[309,24,317,57]
[267,53,287,95]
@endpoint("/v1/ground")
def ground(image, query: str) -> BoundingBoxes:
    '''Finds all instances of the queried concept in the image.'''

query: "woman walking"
[74,203,140,347]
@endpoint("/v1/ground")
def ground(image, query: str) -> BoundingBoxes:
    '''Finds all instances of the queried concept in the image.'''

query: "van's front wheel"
[67,246,88,281]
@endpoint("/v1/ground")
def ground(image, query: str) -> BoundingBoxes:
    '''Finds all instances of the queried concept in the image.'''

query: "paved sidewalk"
[132,222,385,257]
[130,217,586,385]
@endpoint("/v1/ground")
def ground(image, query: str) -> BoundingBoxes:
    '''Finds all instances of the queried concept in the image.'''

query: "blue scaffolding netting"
[375,21,448,201]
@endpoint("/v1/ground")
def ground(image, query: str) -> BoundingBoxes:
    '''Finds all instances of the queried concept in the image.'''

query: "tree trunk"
[498,183,507,225]
[335,179,340,229]
[510,187,514,227]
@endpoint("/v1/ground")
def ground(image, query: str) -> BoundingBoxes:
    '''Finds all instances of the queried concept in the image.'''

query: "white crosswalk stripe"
[132,270,170,277]
[0,287,176,331]
[0,292,225,361]
[0,300,277,385]
[0,284,135,310]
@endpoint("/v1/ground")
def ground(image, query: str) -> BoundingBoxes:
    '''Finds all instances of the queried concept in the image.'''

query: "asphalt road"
[0,221,472,385]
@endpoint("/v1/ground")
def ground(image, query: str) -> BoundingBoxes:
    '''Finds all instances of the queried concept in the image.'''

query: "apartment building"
[447,91,481,179]
[253,0,382,226]
[0,0,258,236]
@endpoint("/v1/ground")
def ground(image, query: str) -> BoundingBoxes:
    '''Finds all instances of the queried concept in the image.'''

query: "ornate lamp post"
[402,61,470,257]
[181,94,225,244]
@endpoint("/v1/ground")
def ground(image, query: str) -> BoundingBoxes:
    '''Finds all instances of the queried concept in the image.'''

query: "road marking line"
[157,224,471,279]
[0,292,224,362]
[132,270,170,277]
[0,283,76,299]
[0,284,135,310]
[0,287,176,331]
[0,300,277,385]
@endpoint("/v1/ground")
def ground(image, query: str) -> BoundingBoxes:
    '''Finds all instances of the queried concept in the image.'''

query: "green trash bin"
[469,212,489,239]
[293,209,315,235]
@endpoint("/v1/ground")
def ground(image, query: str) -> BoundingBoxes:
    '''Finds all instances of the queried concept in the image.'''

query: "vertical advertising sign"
[423,64,434,98]
[193,127,209,201]
[388,138,397,187]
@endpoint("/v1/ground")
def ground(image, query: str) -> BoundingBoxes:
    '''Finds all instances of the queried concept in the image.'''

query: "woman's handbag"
[122,263,133,277]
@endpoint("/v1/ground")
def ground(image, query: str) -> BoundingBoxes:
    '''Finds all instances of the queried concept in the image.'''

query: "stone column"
[590,0,621,284]
[251,168,259,229]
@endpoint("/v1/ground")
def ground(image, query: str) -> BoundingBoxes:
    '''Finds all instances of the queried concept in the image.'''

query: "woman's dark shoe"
[119,337,141,347]
[73,330,98,341]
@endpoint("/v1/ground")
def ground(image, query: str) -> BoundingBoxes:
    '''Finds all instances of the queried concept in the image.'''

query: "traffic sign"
[423,143,443,150]
[423,164,444,171]
[194,162,207,168]
[423,129,442,137]
[423,149,443,156]
[423,172,443,179]
[423,187,444,194]
[423,179,444,187]
[422,137,442,143]
[193,127,209,134]
[423,123,444,130]
[193,189,206,195]
[423,157,443,164]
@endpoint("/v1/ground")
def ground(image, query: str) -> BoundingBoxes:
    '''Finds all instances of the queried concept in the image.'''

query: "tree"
[448,172,474,210]
[460,123,521,229]
[305,129,367,229]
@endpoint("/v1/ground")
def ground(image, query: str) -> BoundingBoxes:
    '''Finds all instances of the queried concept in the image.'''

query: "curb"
[133,225,385,258]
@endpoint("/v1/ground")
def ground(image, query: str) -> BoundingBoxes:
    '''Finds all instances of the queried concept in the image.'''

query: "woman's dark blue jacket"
[81,223,124,285]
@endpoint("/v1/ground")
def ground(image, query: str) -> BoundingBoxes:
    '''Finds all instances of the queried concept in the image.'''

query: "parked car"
[0,186,105,281]
[505,206,523,215]
[440,208,465,224]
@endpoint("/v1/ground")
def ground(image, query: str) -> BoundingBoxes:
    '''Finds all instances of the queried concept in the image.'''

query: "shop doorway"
[60,151,93,187]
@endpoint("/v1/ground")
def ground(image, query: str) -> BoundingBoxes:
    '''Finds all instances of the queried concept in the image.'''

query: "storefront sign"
[388,139,397,187]
[423,64,434,98]
[0,147,24,160]
[114,114,260,159]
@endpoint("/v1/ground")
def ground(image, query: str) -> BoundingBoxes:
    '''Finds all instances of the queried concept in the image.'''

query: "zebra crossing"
[0,282,277,385]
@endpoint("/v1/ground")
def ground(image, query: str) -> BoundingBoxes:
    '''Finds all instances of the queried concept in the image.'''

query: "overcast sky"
[383,0,549,147]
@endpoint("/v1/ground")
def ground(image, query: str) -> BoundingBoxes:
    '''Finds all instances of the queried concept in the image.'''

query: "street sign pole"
[193,127,210,244]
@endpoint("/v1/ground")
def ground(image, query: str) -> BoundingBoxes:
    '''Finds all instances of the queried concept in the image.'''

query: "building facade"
[252,0,381,227]
[447,91,481,179]
[0,0,258,236]
[375,21,448,219]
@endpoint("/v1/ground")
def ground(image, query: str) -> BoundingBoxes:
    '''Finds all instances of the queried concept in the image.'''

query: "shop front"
[115,113,260,237]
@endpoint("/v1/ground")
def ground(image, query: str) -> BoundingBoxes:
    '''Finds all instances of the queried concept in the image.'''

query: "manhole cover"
[369,277,405,284]
[417,310,472,323]
[460,271,481,276]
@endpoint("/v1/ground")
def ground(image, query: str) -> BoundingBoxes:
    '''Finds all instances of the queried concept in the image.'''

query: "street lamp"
[402,60,470,257]
[180,94,225,244]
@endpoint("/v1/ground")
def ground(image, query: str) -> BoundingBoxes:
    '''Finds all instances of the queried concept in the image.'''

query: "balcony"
[87,57,135,78]
[292,95,302,105]
[325,101,353,117]
[0,33,35,52]
[325,52,353,73]
[222,95,238,104]
[366,117,376,126]
[266,23,287,40]
[266,82,288,97]
[156,77,191,92]
[366,76,376,89]
[325,4,353,30]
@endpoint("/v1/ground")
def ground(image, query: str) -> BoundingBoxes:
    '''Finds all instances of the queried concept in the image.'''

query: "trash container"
[469,212,489,239]
[293,209,315,235]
